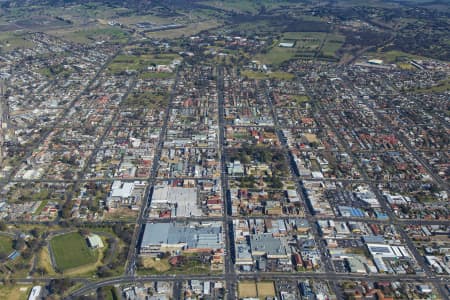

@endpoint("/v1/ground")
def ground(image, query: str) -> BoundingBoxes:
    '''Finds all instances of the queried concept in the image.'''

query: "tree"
[13,238,25,251]
[21,249,32,259]
[30,228,39,238]
[78,228,90,236]
[48,279,72,295]
[97,266,112,278]
[61,202,72,219]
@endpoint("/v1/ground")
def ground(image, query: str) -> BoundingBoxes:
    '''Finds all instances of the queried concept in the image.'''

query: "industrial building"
[140,222,223,255]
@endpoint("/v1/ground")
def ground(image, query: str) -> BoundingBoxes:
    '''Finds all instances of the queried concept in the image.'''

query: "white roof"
[111,181,134,198]
[279,42,294,47]
[87,234,104,248]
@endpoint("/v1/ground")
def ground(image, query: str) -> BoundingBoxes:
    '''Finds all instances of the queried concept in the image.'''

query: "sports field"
[50,232,98,271]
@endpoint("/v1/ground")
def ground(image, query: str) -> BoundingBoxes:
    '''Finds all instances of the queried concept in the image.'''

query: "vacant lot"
[50,232,98,271]
[141,257,171,272]
[238,281,258,298]
[257,281,276,298]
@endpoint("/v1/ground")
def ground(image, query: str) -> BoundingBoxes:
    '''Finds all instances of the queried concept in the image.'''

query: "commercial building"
[140,222,223,255]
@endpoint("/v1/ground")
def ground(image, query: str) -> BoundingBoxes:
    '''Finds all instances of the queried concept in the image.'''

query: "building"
[87,234,104,249]
[227,160,244,176]
[106,181,146,209]
[250,233,289,259]
[279,42,295,48]
[368,59,383,65]
[140,222,223,255]
[235,243,253,265]
[151,183,201,217]
[28,286,42,300]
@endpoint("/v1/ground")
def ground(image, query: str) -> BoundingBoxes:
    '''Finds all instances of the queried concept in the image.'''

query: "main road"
[124,69,180,276]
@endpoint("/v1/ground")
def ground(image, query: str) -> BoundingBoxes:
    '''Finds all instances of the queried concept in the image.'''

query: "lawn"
[50,26,129,44]
[321,34,345,58]
[292,95,309,104]
[256,32,334,66]
[140,72,175,80]
[0,235,13,256]
[200,0,305,14]
[37,247,56,275]
[256,46,298,66]
[397,62,415,70]
[139,255,213,275]
[414,78,450,93]
[108,52,179,75]
[50,232,98,271]
[0,32,33,50]
[200,0,260,14]
[146,20,221,39]
[0,285,31,300]
[122,91,168,109]
[33,200,48,215]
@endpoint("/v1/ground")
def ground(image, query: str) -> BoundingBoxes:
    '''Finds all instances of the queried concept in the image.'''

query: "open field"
[0,235,13,256]
[0,32,34,50]
[139,254,213,275]
[50,232,98,271]
[238,281,258,298]
[282,32,327,51]
[397,62,415,70]
[146,20,221,39]
[322,34,346,57]
[140,72,175,80]
[37,247,56,276]
[0,285,31,300]
[48,26,128,44]
[44,3,131,21]
[256,45,298,67]
[200,0,305,14]
[200,0,260,14]
[107,52,180,75]
[292,95,309,104]
[104,207,139,220]
[238,281,275,299]
[257,281,276,298]
[368,50,427,63]
[415,78,450,93]
[141,257,171,272]
[256,32,343,66]
[115,14,173,26]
